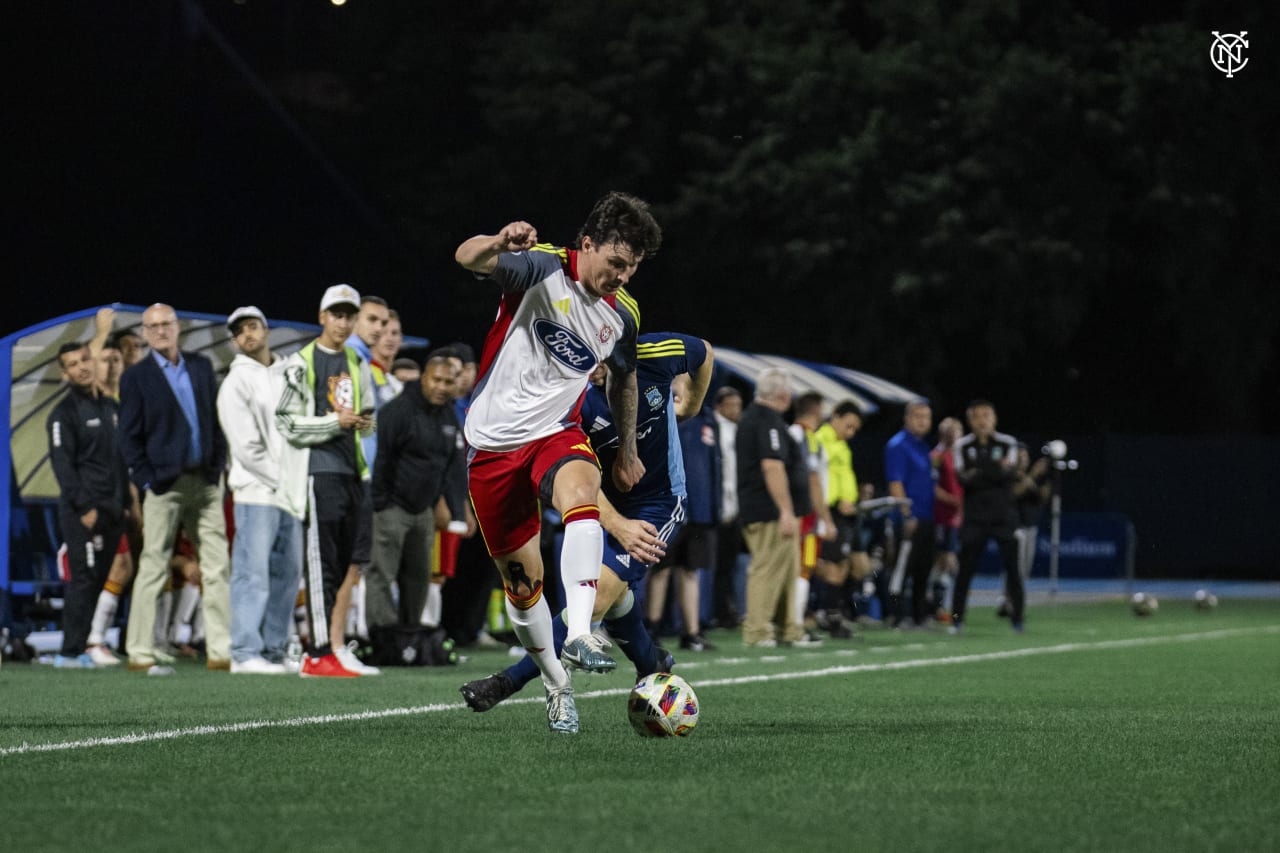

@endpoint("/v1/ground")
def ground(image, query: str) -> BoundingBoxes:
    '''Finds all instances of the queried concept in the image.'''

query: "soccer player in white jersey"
[455,191,661,732]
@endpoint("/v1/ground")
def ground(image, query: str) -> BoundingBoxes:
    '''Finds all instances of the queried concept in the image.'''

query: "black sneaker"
[459,671,518,712]
[655,646,676,673]
[680,633,715,652]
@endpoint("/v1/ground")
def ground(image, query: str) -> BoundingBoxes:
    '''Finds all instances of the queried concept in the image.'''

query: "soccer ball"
[1194,589,1219,611]
[1131,592,1158,617]
[628,673,699,738]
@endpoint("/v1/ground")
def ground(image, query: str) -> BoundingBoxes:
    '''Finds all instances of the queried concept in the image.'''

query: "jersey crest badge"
[598,325,613,344]
[645,385,663,409]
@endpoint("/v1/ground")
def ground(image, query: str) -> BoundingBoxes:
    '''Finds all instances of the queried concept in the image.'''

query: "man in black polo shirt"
[736,368,813,648]
[47,342,132,668]
[366,353,464,656]
[950,399,1024,633]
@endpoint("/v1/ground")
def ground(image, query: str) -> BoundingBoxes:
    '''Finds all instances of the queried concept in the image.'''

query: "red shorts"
[800,514,819,575]
[432,529,460,579]
[469,427,599,557]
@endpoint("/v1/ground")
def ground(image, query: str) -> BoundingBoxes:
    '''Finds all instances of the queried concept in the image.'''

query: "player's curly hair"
[577,191,662,258]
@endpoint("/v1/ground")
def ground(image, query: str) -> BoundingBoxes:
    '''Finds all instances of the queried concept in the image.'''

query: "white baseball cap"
[320,283,361,312]
[226,306,268,333]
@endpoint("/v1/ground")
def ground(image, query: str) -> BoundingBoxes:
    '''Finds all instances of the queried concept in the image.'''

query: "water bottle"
[284,635,303,673]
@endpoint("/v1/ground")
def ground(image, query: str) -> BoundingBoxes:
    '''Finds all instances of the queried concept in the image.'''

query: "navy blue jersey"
[581,332,708,507]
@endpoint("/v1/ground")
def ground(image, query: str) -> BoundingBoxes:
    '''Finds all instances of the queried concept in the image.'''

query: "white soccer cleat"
[560,633,616,673]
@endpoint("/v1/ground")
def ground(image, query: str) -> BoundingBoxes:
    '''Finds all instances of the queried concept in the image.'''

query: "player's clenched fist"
[497,221,538,253]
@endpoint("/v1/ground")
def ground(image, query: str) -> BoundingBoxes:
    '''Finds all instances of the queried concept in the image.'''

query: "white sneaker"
[87,644,122,666]
[335,642,381,676]
[231,656,288,675]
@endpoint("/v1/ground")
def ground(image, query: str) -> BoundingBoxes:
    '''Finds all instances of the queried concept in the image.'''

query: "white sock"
[506,593,568,690]
[190,602,204,644]
[154,590,174,647]
[795,576,810,626]
[421,582,443,628]
[353,577,368,640]
[89,590,118,647]
[172,585,201,643]
[559,518,603,640]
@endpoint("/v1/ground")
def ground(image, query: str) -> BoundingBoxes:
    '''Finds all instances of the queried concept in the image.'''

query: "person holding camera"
[275,285,377,677]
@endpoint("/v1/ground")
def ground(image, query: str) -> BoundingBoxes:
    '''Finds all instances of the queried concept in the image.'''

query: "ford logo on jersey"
[533,318,595,372]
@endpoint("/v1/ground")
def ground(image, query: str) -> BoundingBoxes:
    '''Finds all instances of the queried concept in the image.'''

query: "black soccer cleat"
[459,671,518,712]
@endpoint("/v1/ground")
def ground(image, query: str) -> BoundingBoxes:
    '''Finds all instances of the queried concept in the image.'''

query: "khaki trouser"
[741,520,803,645]
[125,474,231,663]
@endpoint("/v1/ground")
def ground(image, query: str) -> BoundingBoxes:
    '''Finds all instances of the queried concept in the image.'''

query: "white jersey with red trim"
[465,244,639,453]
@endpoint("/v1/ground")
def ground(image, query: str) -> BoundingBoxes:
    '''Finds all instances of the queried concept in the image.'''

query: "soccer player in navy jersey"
[460,332,715,724]
[455,193,660,732]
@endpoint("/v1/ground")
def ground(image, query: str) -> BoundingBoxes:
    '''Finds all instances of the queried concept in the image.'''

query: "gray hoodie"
[217,352,288,510]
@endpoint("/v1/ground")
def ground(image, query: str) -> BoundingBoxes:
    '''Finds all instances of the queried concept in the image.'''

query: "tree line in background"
[19,0,1277,434]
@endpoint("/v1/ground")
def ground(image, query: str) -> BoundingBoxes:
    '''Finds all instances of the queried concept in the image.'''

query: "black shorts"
[661,522,717,571]
[819,512,861,563]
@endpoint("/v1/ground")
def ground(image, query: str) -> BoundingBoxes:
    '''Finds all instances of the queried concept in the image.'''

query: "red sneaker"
[299,653,359,678]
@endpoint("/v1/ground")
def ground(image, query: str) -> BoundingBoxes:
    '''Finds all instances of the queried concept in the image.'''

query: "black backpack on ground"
[369,626,459,667]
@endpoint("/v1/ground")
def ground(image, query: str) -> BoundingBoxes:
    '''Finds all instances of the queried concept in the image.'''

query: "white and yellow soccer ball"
[1194,589,1219,611]
[1131,592,1159,617]
[628,672,699,738]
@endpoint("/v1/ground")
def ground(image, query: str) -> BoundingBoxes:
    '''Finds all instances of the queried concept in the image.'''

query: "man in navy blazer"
[119,303,232,673]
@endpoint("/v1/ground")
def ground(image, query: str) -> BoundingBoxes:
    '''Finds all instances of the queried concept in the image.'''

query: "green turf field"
[3,599,1278,853]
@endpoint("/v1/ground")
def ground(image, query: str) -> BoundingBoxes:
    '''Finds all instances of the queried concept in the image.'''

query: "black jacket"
[954,432,1020,526]
[46,385,131,518]
[371,382,463,515]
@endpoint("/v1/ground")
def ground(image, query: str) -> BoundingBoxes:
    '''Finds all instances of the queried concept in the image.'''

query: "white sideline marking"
[3,626,1275,758]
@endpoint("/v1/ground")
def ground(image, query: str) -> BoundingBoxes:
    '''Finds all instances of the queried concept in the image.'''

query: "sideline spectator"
[47,342,132,668]
[885,400,939,628]
[119,304,230,674]
[736,369,811,647]
[1006,443,1051,616]
[950,400,1023,633]
[391,357,420,386]
[367,353,462,657]
[372,310,406,396]
[930,416,964,621]
[647,366,718,652]
[336,293,394,646]
[711,386,744,628]
[788,392,836,642]
[275,285,378,677]
[84,337,135,663]
[217,306,301,675]
[813,400,863,637]
[112,327,146,368]
[439,343,499,649]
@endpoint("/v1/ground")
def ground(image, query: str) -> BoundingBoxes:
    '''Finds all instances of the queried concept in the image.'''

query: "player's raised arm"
[455,221,539,274]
